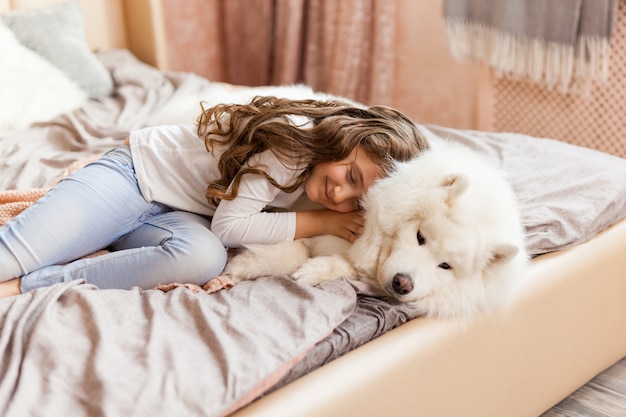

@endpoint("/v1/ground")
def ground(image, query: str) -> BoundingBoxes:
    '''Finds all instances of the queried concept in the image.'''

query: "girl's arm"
[211,184,296,248]
[211,150,366,247]
[211,150,303,247]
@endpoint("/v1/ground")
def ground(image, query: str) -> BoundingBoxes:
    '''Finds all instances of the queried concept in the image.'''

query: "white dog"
[217,140,527,319]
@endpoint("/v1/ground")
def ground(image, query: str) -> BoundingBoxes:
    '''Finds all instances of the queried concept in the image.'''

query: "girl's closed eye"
[350,164,364,187]
[348,166,356,184]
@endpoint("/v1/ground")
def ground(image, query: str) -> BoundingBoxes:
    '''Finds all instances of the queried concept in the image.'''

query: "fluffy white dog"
[217,137,527,320]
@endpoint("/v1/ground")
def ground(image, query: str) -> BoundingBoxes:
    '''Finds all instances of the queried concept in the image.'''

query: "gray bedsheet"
[0,278,356,417]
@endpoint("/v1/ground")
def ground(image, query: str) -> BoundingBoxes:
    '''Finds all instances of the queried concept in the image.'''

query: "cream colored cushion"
[0,21,86,134]
[1,1,113,98]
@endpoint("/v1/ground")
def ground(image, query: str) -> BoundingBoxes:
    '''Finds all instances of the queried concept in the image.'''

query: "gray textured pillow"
[1,1,113,98]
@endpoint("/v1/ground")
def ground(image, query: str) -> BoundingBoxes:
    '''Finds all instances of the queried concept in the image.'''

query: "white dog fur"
[218,140,528,319]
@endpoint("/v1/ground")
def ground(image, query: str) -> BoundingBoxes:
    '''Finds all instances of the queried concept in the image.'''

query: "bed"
[1,1,626,417]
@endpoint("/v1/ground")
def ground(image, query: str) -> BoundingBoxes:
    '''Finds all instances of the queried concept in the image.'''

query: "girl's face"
[305,146,383,212]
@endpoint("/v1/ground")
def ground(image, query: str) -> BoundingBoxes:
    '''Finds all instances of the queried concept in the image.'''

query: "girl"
[0,96,428,298]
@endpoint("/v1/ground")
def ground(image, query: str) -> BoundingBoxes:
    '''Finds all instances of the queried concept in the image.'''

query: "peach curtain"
[163,0,398,105]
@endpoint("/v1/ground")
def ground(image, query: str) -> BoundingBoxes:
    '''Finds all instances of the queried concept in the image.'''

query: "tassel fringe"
[445,19,612,95]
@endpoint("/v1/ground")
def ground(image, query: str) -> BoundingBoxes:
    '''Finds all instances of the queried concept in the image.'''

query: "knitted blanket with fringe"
[0,156,99,226]
[443,0,617,93]
[0,188,46,226]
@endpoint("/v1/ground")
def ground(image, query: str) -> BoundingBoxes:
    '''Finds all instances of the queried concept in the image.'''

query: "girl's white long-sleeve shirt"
[128,120,318,248]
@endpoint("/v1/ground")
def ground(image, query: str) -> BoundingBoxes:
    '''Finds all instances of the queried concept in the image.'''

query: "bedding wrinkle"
[0,277,355,416]
[269,281,418,394]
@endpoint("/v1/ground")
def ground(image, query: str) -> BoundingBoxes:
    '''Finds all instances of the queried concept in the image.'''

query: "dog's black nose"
[392,273,413,295]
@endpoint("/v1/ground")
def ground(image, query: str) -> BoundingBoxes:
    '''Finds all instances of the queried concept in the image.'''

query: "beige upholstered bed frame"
[5,1,626,416]
[234,220,626,417]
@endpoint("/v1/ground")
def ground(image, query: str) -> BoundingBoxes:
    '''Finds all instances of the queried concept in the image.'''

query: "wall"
[393,0,489,129]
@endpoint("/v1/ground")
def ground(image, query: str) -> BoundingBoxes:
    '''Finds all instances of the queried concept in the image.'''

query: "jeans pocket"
[102,145,133,168]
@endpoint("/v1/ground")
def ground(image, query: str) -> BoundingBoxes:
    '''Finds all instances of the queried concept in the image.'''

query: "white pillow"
[1,1,113,99]
[0,22,87,135]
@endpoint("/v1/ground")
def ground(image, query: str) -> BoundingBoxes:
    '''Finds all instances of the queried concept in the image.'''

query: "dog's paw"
[292,255,356,286]
[213,273,245,285]
[220,240,311,283]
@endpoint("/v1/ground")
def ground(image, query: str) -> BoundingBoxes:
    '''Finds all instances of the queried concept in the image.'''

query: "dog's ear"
[442,173,469,203]
[489,243,519,265]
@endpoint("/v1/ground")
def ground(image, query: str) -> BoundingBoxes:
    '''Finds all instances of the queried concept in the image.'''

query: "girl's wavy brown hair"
[196,95,429,207]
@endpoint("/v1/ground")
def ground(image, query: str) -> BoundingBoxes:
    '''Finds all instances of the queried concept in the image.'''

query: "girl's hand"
[324,210,365,242]
[295,210,365,243]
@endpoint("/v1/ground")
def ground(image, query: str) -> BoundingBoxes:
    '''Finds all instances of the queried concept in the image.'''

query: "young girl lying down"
[0,96,428,298]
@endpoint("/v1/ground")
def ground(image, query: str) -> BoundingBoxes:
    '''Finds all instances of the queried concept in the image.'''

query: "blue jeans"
[0,146,227,292]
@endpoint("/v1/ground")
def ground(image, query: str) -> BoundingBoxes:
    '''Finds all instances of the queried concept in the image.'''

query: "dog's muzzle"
[392,272,414,295]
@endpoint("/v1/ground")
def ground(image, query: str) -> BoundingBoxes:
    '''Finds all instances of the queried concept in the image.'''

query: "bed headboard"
[0,0,168,69]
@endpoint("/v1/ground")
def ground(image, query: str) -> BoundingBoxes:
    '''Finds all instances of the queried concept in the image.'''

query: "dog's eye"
[417,230,426,246]
[438,262,452,270]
